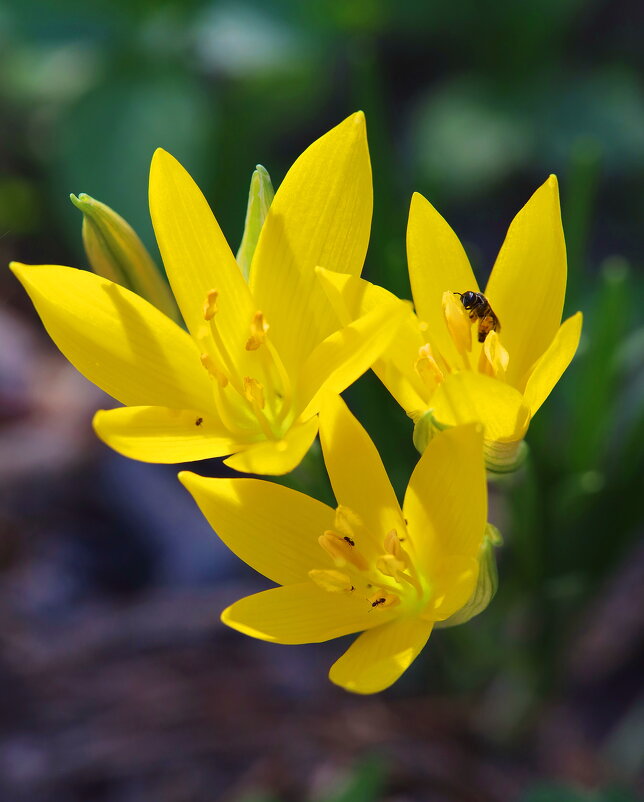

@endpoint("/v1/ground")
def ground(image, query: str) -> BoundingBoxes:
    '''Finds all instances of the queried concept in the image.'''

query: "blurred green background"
[0,1,642,800]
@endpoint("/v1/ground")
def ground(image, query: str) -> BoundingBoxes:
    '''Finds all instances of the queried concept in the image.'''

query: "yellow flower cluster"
[10,113,581,693]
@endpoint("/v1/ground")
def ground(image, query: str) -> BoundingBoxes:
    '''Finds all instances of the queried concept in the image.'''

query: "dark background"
[0,1,642,800]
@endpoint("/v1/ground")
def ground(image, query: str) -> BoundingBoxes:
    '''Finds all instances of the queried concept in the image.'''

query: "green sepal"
[436,523,503,628]
[70,193,181,324]
[235,164,274,280]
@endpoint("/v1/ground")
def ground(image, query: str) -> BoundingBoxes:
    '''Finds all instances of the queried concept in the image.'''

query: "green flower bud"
[436,523,503,628]
[70,193,181,324]
[412,408,449,454]
[236,164,274,279]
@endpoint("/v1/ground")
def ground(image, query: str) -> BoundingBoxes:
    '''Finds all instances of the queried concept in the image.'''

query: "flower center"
[309,506,425,612]
[198,289,294,438]
[414,291,510,389]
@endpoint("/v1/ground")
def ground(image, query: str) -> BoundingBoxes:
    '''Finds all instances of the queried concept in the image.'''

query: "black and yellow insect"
[454,291,501,343]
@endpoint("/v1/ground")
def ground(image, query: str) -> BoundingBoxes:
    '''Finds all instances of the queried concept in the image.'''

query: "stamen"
[383,529,407,563]
[243,376,265,409]
[200,353,228,388]
[415,344,444,393]
[478,330,509,380]
[442,291,472,365]
[308,569,354,593]
[202,290,247,397]
[203,289,219,321]
[319,531,368,571]
[334,505,362,538]
[245,311,269,351]
[367,590,400,610]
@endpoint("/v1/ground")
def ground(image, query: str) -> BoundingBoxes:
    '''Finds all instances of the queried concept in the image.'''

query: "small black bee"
[343,536,355,547]
[454,291,501,343]
[371,597,386,608]
[195,417,204,426]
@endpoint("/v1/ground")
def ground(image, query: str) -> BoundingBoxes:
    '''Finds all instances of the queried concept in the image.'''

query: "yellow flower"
[180,395,488,694]
[11,113,405,475]
[317,177,583,472]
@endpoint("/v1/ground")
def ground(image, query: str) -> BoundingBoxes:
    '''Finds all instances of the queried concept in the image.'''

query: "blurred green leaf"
[322,755,387,802]
[52,70,215,255]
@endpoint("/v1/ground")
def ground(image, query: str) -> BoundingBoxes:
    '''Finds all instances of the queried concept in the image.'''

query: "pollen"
[245,311,269,351]
[203,289,220,321]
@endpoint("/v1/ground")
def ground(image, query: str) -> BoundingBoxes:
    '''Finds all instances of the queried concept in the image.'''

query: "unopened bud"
[71,193,181,323]
[236,165,274,280]
[412,408,449,454]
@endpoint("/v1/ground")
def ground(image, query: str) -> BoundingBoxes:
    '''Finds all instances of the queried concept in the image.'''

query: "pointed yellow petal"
[319,395,405,545]
[93,406,240,463]
[221,583,383,644]
[403,423,487,573]
[149,149,255,354]
[10,263,212,409]
[523,312,583,415]
[484,176,567,388]
[316,267,428,414]
[329,616,433,694]
[178,471,334,586]
[406,192,479,368]
[222,415,319,475]
[431,372,531,443]
[295,299,406,420]
[426,554,479,621]
[249,112,372,374]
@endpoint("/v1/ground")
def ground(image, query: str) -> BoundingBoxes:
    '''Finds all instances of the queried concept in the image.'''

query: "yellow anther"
[243,376,265,409]
[415,343,444,393]
[308,569,354,593]
[442,291,472,357]
[334,505,362,538]
[376,554,404,579]
[367,590,400,610]
[203,289,220,321]
[478,330,509,380]
[383,529,404,560]
[319,531,368,571]
[200,353,228,388]
[245,311,269,351]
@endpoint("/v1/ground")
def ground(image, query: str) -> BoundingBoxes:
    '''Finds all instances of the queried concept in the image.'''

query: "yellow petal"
[178,471,335,586]
[10,263,212,409]
[316,267,428,414]
[93,406,241,463]
[406,192,479,368]
[222,582,383,644]
[426,555,479,621]
[431,372,531,443]
[149,149,255,356]
[329,616,433,694]
[484,176,567,388]
[403,423,487,573]
[295,299,406,421]
[523,312,583,416]
[319,395,405,546]
[249,112,372,375]
[222,415,319,475]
